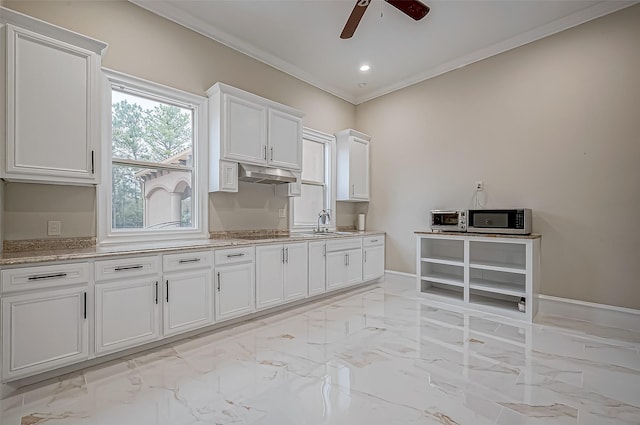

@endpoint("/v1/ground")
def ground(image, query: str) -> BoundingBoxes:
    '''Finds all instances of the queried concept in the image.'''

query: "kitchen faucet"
[316,209,331,233]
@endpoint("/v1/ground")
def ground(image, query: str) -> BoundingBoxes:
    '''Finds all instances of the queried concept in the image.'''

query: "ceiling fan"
[341,0,430,39]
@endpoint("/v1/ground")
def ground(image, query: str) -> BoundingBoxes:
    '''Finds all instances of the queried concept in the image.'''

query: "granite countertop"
[0,230,385,266]
[415,231,541,239]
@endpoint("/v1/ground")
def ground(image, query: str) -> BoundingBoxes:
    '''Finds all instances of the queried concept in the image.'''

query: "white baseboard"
[537,294,640,332]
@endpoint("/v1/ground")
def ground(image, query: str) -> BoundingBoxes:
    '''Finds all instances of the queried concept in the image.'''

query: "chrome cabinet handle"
[83,292,87,320]
[217,272,221,292]
[263,145,267,160]
[114,265,143,272]
[344,253,348,266]
[226,253,245,258]
[370,239,378,243]
[179,258,201,264]
[165,280,169,302]
[270,147,274,161]
[285,247,289,263]
[28,272,67,281]
[155,282,158,304]
[347,253,350,266]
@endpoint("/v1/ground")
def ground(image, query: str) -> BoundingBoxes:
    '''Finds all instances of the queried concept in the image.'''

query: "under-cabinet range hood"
[237,163,296,184]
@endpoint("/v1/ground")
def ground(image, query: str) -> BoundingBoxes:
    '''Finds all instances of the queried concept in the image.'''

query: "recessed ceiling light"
[359,65,370,72]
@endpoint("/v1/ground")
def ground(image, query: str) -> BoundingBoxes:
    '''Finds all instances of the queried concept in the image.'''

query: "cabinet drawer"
[1,262,90,293]
[95,256,160,282]
[363,235,385,247]
[326,237,362,252]
[215,246,254,265]
[163,250,213,272]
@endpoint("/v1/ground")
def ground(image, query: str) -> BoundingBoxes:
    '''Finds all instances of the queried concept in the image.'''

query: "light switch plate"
[47,220,61,236]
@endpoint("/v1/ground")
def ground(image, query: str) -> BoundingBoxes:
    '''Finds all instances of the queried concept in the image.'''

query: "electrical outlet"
[278,208,286,218]
[475,180,484,191]
[47,220,61,236]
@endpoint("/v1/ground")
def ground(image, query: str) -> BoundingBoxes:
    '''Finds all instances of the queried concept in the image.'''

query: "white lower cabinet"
[326,238,363,291]
[162,251,214,336]
[308,241,326,296]
[256,242,308,310]
[95,277,160,355]
[163,268,213,337]
[94,256,161,356]
[2,286,89,380]
[363,236,385,281]
[214,247,255,322]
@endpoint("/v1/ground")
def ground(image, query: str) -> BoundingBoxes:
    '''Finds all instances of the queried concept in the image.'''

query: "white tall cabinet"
[335,129,371,201]
[1,9,107,185]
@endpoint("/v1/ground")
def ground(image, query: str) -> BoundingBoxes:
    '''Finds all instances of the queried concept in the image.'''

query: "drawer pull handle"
[28,272,68,281]
[179,258,201,264]
[226,253,245,258]
[217,272,221,292]
[114,265,143,271]
[370,239,378,243]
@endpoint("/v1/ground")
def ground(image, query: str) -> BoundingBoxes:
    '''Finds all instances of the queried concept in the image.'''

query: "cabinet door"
[284,242,308,301]
[326,251,349,291]
[163,269,213,337]
[215,263,255,321]
[4,26,99,184]
[349,137,369,200]
[223,94,267,164]
[363,245,385,281]
[268,109,302,170]
[2,287,89,380]
[308,241,326,296]
[346,249,364,285]
[95,278,160,355]
[256,244,284,310]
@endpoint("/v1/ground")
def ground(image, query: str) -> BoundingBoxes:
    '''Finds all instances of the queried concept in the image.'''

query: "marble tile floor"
[1,275,639,425]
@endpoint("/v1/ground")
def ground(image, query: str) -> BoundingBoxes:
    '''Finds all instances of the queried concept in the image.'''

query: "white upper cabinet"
[268,108,302,170]
[335,129,371,201]
[222,94,267,164]
[1,9,107,185]
[207,83,304,192]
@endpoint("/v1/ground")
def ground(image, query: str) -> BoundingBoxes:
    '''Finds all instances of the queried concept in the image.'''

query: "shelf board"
[469,260,526,274]
[469,293,524,315]
[421,273,464,288]
[421,256,464,267]
[469,278,526,297]
[419,284,464,301]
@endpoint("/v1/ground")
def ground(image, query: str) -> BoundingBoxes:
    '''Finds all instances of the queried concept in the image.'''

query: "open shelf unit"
[416,233,541,322]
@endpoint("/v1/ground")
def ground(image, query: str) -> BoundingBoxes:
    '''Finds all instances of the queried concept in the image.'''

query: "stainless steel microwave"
[467,209,532,235]
[430,210,467,232]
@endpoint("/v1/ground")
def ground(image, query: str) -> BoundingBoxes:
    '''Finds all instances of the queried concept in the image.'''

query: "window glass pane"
[112,90,193,163]
[301,139,324,182]
[112,164,193,230]
[293,184,325,226]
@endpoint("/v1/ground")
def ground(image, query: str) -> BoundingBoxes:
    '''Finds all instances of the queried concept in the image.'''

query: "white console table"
[415,232,541,322]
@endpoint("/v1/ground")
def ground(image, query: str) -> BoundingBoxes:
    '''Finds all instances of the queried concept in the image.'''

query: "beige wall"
[356,5,640,309]
[3,0,356,237]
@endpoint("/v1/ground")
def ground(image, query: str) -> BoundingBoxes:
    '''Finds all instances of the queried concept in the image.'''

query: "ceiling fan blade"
[341,0,371,39]
[384,0,430,21]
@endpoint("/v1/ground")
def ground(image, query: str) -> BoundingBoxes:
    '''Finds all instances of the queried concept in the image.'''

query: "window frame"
[98,69,208,244]
[289,127,336,233]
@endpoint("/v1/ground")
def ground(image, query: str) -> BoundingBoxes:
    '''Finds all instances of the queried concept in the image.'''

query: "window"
[291,128,336,231]
[99,70,208,243]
